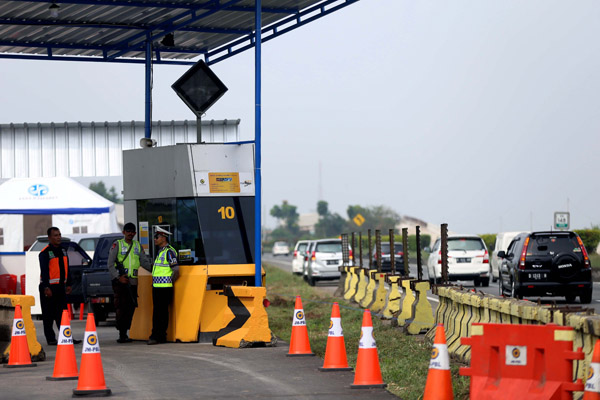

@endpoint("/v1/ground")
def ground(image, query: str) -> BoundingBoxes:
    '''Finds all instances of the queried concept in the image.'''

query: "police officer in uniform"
[107,222,151,343]
[39,227,75,345]
[147,226,179,345]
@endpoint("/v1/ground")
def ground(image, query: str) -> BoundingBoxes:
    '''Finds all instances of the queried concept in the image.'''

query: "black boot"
[117,330,132,343]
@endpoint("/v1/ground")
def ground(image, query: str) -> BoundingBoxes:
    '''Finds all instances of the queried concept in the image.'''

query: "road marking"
[427,296,439,303]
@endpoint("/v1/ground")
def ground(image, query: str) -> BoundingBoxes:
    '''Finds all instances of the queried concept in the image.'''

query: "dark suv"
[497,231,592,303]
[372,243,405,274]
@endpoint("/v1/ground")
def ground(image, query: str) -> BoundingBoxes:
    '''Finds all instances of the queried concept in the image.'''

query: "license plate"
[528,273,547,280]
[456,258,471,263]
[327,260,339,265]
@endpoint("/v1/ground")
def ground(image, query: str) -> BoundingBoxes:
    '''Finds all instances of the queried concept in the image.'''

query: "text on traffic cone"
[4,305,36,368]
[287,296,314,357]
[584,340,600,399]
[47,309,78,380]
[423,324,453,400]
[73,313,112,396]
[351,309,386,388]
[320,302,352,371]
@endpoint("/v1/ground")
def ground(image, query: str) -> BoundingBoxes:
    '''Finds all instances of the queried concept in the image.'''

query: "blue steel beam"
[106,0,244,59]
[207,0,359,65]
[0,53,195,65]
[254,0,262,287]
[9,0,297,14]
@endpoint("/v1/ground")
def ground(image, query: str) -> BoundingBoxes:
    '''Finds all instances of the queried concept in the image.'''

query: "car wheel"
[481,277,490,287]
[307,276,316,287]
[473,277,480,287]
[91,303,107,323]
[580,289,593,304]
[511,279,522,300]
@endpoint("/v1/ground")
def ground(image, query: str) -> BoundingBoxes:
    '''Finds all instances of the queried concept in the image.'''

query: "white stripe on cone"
[586,362,600,393]
[359,326,376,349]
[429,343,450,370]
[328,317,343,337]
[82,331,100,354]
[58,325,73,345]
[292,309,306,326]
[12,318,26,336]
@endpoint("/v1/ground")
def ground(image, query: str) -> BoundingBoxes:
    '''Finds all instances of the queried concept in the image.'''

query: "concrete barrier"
[0,295,45,363]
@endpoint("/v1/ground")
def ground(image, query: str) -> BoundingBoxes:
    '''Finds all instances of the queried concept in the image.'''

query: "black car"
[497,231,592,303]
[372,243,405,274]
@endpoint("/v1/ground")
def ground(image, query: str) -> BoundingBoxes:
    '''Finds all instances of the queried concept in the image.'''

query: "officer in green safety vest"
[107,222,151,343]
[147,226,179,345]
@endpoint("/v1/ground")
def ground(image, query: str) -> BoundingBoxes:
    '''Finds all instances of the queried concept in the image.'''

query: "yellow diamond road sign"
[353,213,365,226]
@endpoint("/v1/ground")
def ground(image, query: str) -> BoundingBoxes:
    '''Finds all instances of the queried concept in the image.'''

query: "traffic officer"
[38,227,80,345]
[147,226,179,345]
[107,222,151,343]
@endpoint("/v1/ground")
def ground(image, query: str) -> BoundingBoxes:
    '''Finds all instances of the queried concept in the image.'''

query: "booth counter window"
[137,197,254,265]
[0,227,3,245]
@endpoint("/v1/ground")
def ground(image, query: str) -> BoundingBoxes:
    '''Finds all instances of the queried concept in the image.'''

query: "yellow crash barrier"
[359,269,377,307]
[343,267,360,300]
[406,281,434,335]
[353,268,369,304]
[370,272,388,313]
[382,276,402,319]
[0,295,44,363]
[130,264,271,348]
[397,279,416,326]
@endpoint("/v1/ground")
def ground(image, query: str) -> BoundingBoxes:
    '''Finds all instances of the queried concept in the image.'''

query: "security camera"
[139,138,157,148]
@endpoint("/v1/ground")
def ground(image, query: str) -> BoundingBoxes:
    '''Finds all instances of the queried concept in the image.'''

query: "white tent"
[0,177,119,252]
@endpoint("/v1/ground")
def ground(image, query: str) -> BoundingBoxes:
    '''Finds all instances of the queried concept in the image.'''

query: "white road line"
[427,296,439,303]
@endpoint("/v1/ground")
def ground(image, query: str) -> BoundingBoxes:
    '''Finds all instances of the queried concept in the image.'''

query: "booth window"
[73,226,88,234]
[0,227,3,245]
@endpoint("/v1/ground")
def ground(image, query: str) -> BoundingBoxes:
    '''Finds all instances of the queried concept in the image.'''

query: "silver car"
[305,238,346,286]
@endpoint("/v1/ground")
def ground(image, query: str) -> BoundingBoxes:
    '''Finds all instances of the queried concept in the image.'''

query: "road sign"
[353,213,365,227]
[554,212,570,230]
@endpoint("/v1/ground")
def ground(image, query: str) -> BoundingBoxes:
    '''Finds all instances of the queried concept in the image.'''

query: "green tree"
[346,204,400,232]
[89,181,122,203]
[317,200,329,217]
[270,200,299,231]
[314,201,349,238]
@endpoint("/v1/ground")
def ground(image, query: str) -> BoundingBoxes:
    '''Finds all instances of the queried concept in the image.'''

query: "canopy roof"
[0,176,115,214]
[0,0,358,65]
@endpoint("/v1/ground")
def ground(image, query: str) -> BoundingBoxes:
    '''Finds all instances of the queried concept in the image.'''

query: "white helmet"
[154,226,172,236]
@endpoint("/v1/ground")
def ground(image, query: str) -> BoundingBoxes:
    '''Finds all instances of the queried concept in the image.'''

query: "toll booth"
[124,143,271,347]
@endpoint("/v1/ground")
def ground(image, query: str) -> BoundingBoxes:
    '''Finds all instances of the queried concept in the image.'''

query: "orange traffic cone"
[286,296,315,357]
[47,309,78,380]
[67,303,74,320]
[73,313,111,397]
[351,309,386,388]
[3,305,36,368]
[423,324,453,400]
[319,302,352,371]
[584,340,600,399]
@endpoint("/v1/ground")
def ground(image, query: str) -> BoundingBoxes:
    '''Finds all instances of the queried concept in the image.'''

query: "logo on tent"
[28,184,49,197]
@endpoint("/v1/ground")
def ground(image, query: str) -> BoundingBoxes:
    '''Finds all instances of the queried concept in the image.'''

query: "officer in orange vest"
[39,227,74,345]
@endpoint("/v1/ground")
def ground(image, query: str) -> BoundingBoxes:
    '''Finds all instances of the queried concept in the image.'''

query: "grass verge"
[264,263,470,399]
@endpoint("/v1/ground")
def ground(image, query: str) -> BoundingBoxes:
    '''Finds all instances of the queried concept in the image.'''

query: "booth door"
[23,215,52,250]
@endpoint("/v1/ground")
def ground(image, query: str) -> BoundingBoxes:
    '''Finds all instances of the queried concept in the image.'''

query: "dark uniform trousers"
[150,286,173,342]
[112,281,138,334]
[39,284,67,343]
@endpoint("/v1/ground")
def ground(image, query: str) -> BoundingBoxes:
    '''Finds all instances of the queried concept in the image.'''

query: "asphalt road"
[262,254,600,314]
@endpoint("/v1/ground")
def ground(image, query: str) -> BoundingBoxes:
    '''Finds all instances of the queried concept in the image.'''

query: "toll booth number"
[218,206,235,220]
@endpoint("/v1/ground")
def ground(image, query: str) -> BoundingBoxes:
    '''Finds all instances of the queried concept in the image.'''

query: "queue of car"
[287,229,594,304]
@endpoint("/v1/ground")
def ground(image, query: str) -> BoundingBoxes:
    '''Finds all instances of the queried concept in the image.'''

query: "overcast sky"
[1,0,599,234]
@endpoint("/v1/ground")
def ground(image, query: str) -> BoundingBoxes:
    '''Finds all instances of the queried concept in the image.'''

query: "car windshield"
[527,234,579,256]
[448,238,485,251]
[379,243,404,253]
[316,242,342,253]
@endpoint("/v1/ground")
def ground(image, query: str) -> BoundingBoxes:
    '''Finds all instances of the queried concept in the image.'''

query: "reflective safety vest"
[41,245,69,285]
[152,245,177,287]
[117,239,142,278]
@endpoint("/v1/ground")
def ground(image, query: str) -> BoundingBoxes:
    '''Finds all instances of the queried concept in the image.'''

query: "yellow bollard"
[343,267,360,300]
[353,268,369,304]
[397,279,416,326]
[370,273,388,313]
[382,276,402,319]
[359,269,378,308]
[407,281,434,335]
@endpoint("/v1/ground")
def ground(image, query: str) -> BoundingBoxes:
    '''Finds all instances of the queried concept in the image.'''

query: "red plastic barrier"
[0,274,18,294]
[460,323,584,399]
[20,274,26,295]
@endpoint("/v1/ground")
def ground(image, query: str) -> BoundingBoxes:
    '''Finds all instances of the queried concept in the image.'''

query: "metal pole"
[254,1,262,287]
[144,37,152,139]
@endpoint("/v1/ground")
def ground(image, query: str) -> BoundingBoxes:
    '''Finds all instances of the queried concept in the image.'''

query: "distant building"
[299,213,319,235]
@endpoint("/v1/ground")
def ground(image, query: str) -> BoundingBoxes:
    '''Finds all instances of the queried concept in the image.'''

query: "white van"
[491,231,528,282]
